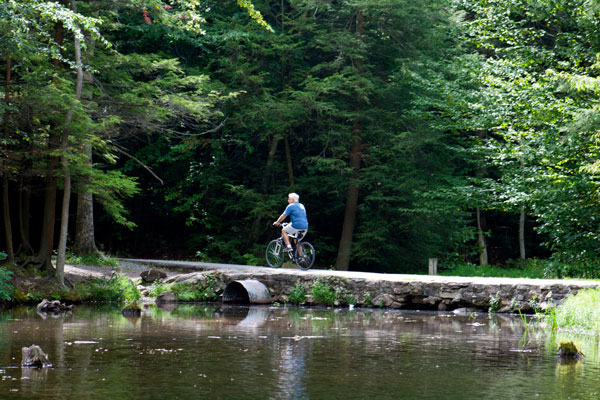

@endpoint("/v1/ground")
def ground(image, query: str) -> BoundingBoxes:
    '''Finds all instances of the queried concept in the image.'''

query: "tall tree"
[56,0,84,285]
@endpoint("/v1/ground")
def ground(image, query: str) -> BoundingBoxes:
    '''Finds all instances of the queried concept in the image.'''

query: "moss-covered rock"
[557,341,584,358]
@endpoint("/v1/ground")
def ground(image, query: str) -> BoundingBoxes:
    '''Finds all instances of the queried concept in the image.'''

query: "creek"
[0,304,598,399]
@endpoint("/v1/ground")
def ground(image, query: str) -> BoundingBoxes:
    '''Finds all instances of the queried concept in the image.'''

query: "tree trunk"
[56,0,83,286]
[335,122,363,271]
[335,10,365,271]
[284,133,295,188]
[36,17,66,270]
[262,135,281,192]
[2,176,14,264]
[73,22,97,256]
[2,55,14,263]
[18,176,34,255]
[74,145,96,254]
[519,206,526,260]
[249,135,282,243]
[37,174,58,270]
[56,169,71,286]
[476,207,488,266]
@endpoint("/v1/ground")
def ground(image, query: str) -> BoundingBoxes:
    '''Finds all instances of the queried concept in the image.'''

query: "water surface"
[0,305,598,399]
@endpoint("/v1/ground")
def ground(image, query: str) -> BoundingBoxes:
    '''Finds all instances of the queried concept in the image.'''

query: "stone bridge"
[121,259,600,313]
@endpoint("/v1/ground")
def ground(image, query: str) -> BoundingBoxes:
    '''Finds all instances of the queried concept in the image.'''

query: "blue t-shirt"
[284,202,308,229]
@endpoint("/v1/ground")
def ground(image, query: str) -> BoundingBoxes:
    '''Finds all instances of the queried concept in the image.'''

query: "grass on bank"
[65,252,120,268]
[0,250,138,304]
[10,274,141,304]
[438,258,600,280]
[546,287,600,333]
[147,273,221,302]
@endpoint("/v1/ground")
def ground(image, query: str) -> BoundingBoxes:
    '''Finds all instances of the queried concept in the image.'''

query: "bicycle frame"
[266,223,314,270]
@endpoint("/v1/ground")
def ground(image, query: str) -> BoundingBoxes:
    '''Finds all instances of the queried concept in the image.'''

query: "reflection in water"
[0,305,598,399]
[277,341,307,400]
[237,307,269,328]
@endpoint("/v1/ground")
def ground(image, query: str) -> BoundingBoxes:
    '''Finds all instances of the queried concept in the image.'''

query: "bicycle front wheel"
[266,239,285,268]
[295,242,315,270]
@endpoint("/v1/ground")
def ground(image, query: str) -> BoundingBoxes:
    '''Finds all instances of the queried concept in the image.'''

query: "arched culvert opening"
[223,280,271,304]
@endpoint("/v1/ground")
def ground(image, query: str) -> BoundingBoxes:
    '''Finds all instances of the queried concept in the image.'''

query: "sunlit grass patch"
[147,273,221,302]
[550,288,600,333]
[438,261,547,279]
[66,252,119,268]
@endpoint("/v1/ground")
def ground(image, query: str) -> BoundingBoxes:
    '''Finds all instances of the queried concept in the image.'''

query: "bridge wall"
[159,267,600,313]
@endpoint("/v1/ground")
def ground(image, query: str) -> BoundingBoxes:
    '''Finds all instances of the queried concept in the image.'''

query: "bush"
[78,275,141,303]
[310,278,354,306]
[149,282,171,297]
[0,267,13,301]
[241,253,261,266]
[311,279,336,306]
[148,273,221,302]
[288,283,307,304]
[540,258,600,279]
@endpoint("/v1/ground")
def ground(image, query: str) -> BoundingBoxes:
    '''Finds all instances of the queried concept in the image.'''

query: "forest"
[3,0,600,280]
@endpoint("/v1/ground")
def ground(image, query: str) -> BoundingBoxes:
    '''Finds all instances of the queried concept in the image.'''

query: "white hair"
[288,193,300,202]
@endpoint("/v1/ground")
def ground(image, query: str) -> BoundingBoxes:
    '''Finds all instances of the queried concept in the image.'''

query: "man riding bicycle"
[273,193,308,252]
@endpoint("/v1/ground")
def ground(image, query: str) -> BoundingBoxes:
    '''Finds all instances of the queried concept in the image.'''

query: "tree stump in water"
[21,345,52,368]
[37,299,73,315]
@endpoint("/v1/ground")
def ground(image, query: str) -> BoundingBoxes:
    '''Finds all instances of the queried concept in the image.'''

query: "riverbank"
[4,259,600,313]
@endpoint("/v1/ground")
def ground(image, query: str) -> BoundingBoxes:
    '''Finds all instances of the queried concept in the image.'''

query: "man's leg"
[282,229,294,252]
[282,229,291,246]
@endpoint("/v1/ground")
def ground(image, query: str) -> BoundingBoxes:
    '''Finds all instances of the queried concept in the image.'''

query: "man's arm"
[273,212,287,226]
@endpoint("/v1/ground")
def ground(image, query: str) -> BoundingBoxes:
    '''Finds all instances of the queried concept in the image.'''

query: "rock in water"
[122,300,142,317]
[558,341,584,359]
[140,269,167,284]
[155,292,177,304]
[21,345,52,368]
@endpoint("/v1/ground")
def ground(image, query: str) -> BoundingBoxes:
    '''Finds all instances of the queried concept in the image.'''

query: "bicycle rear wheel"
[266,239,285,268]
[295,242,315,270]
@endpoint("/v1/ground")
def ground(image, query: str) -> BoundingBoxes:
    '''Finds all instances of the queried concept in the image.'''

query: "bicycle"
[265,223,315,270]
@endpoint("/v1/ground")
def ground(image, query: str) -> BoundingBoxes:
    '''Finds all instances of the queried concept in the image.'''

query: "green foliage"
[13,288,45,303]
[236,0,273,32]
[550,288,600,333]
[149,282,171,297]
[362,291,373,307]
[96,0,477,272]
[9,0,600,274]
[488,294,501,313]
[148,273,221,302]
[310,279,337,306]
[170,281,220,302]
[439,259,545,278]
[241,253,261,266]
[310,278,354,306]
[288,283,307,304]
[440,258,600,280]
[0,267,14,301]
[66,252,119,268]
[540,259,600,280]
[78,275,141,303]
